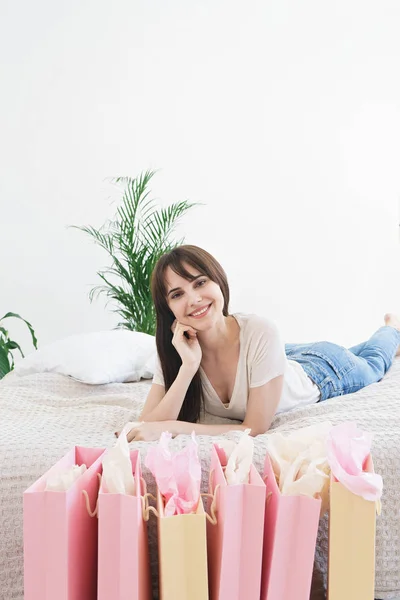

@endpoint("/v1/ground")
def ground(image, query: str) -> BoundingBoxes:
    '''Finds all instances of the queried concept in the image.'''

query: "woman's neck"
[197,315,240,359]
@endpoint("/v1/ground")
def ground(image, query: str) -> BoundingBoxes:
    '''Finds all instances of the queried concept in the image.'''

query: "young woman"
[120,245,400,442]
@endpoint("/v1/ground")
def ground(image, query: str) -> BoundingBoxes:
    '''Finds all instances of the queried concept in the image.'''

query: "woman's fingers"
[114,427,136,441]
[185,327,198,339]
[127,427,137,443]
[172,321,198,338]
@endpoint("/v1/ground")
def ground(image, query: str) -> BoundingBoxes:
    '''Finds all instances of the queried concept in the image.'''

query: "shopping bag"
[146,486,209,600]
[97,449,152,600]
[260,452,321,600]
[24,446,105,600]
[327,453,378,600]
[205,444,266,600]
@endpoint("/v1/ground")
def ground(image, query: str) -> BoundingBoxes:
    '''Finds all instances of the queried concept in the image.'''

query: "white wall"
[1,0,400,357]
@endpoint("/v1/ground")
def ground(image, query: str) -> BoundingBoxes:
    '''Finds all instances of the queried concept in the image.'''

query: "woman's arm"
[126,374,284,441]
[175,374,284,437]
[167,421,248,436]
[169,372,284,436]
[125,419,248,442]
[242,374,284,436]
[139,365,196,422]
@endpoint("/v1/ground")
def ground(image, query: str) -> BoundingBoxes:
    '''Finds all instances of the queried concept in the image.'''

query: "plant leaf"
[71,171,203,334]
[0,344,11,379]
[6,340,24,358]
[0,313,38,349]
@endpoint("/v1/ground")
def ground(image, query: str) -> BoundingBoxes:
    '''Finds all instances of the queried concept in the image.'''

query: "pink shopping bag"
[24,446,105,600]
[205,444,266,600]
[97,449,152,600]
[260,452,321,600]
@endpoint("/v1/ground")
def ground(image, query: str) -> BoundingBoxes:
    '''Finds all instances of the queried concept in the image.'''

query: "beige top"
[152,313,320,420]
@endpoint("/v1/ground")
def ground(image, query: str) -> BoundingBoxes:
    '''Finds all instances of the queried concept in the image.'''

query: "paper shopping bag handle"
[140,477,159,521]
[200,470,220,525]
[82,472,102,518]
[142,498,159,521]
[201,490,219,525]
[376,499,382,516]
[262,474,274,507]
[82,474,158,520]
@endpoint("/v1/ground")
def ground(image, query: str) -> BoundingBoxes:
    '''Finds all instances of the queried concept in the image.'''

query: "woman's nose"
[189,291,202,305]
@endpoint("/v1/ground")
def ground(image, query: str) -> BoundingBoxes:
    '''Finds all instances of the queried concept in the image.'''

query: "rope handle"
[82,473,159,520]
[140,489,216,523]
[82,472,102,518]
[262,474,273,506]
[142,496,159,521]
[140,475,149,498]
[376,499,382,516]
[140,475,159,521]
[140,469,220,523]
[200,489,219,525]
[88,470,223,523]
[200,468,220,525]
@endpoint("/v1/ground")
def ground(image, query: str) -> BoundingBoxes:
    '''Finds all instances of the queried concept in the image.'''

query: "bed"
[1,359,400,600]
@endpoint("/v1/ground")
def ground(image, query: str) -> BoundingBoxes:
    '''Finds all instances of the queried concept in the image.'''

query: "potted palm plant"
[73,170,201,335]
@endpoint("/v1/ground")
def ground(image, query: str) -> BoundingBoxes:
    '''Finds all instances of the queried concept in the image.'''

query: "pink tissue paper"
[145,431,201,516]
[326,421,383,501]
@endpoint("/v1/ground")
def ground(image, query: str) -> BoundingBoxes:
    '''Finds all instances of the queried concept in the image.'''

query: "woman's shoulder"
[233,312,280,338]
[234,313,284,363]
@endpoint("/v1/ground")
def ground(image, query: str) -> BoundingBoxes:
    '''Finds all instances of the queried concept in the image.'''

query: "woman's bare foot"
[384,313,400,356]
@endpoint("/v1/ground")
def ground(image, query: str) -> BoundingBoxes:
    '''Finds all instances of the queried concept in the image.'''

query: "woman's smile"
[188,303,212,319]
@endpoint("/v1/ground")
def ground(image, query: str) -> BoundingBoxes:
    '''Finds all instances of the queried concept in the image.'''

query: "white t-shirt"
[152,313,320,420]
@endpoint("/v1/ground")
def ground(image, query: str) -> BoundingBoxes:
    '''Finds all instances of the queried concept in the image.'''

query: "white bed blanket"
[1,360,400,600]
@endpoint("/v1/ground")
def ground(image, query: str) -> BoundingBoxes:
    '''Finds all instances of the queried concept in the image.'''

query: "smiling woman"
[118,245,400,443]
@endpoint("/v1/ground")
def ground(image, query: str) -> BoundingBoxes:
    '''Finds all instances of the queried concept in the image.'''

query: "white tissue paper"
[102,422,141,495]
[265,422,332,513]
[45,464,87,491]
[217,429,254,485]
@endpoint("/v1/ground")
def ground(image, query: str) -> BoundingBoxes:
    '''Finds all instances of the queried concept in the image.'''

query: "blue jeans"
[285,326,400,401]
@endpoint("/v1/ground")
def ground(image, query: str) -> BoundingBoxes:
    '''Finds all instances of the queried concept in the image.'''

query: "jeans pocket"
[302,342,356,380]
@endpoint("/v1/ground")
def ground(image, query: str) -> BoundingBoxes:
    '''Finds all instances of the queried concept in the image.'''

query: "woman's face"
[164,263,224,330]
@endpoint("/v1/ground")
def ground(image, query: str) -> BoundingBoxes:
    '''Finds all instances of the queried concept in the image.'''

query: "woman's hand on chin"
[115,421,172,442]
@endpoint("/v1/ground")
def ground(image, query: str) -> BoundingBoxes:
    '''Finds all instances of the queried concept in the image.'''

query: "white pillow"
[14,329,157,385]
[140,352,156,380]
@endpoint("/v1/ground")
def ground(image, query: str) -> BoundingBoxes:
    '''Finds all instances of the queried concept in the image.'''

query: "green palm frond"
[72,171,202,334]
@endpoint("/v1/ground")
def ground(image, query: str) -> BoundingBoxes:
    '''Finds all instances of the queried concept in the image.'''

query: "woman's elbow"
[249,429,265,437]
[246,422,272,437]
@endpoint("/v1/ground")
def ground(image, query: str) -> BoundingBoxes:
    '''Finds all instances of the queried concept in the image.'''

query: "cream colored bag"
[146,489,209,600]
[328,454,379,600]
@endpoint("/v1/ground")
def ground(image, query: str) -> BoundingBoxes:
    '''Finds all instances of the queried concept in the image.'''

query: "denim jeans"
[285,326,400,401]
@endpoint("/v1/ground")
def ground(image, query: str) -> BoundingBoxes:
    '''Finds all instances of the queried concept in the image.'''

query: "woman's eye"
[171,279,206,299]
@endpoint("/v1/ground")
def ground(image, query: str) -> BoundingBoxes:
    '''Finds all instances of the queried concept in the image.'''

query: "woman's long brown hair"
[150,245,230,423]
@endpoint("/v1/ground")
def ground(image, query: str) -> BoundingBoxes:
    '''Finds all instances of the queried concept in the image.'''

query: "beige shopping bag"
[146,489,209,600]
[327,454,379,600]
